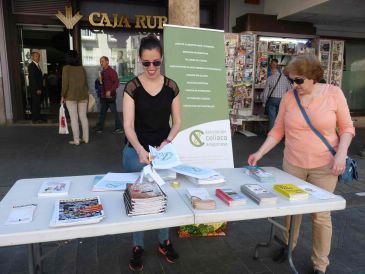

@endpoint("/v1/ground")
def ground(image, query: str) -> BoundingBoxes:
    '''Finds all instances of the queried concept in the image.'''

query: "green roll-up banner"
[164,24,233,168]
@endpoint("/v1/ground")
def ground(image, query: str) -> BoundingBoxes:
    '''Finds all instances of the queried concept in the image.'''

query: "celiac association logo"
[189,129,228,147]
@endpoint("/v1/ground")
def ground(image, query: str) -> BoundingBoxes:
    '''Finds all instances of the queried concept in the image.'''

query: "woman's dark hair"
[139,34,163,58]
[286,54,323,83]
[65,50,81,66]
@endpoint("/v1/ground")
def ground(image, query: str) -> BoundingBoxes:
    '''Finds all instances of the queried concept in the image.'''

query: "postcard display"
[318,39,344,87]
[224,33,256,132]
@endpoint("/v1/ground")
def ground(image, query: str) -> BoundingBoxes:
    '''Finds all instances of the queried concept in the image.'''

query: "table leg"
[28,244,35,274]
[253,219,275,259]
[287,215,298,274]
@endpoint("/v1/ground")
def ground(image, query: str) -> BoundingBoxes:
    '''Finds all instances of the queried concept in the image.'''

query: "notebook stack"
[243,166,275,183]
[240,184,277,205]
[123,182,167,216]
[186,188,216,210]
[273,183,309,200]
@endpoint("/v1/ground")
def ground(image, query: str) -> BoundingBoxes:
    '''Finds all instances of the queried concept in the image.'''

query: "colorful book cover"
[273,184,309,200]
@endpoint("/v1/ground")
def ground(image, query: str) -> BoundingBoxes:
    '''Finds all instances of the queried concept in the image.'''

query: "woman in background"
[61,50,89,145]
[248,55,354,274]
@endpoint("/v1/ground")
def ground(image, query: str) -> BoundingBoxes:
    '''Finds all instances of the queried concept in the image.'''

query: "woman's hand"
[157,139,171,150]
[248,151,263,166]
[137,147,150,165]
[60,97,65,105]
[332,152,347,176]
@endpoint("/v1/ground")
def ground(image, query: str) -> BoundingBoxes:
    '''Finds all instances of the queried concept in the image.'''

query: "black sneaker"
[113,128,124,133]
[129,246,144,271]
[158,240,179,263]
[92,127,103,133]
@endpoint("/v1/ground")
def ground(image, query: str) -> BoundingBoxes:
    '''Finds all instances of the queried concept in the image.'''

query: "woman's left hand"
[157,140,170,150]
[332,153,347,176]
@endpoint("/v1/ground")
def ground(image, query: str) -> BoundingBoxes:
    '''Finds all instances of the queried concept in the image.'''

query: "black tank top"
[124,76,179,151]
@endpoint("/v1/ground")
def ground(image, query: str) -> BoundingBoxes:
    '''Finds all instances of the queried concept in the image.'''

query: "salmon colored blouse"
[268,84,355,169]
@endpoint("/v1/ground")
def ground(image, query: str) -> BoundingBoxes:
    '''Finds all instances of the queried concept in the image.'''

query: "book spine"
[215,189,234,201]
[215,191,232,206]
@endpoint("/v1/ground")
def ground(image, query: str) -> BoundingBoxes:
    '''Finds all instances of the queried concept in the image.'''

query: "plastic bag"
[59,104,69,134]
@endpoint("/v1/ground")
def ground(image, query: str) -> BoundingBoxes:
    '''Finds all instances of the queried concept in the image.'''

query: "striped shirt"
[262,72,292,104]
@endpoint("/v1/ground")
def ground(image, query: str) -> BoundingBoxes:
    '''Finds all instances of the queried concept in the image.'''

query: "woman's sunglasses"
[290,77,305,85]
[141,60,161,67]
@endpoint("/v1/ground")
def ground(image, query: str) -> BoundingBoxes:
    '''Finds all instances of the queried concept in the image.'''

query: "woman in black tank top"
[122,34,181,271]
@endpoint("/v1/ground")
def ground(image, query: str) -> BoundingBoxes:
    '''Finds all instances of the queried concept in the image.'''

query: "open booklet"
[5,204,37,225]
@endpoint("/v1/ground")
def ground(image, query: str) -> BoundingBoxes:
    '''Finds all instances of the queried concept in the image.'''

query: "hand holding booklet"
[149,143,181,169]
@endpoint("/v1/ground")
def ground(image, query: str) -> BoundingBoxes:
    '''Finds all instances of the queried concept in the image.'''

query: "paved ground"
[1,121,365,274]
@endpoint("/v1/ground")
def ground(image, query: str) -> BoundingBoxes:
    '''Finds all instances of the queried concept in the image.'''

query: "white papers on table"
[297,184,336,200]
[5,204,37,225]
[172,164,219,179]
[142,165,166,186]
[92,173,139,191]
[149,144,182,169]
[38,180,71,197]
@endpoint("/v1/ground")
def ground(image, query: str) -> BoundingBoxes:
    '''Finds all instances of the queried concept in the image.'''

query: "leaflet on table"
[5,204,37,225]
[149,143,182,169]
[172,164,219,179]
[93,172,139,191]
[142,165,166,186]
[38,180,71,196]
[50,196,104,227]
[297,184,336,200]
[187,188,212,200]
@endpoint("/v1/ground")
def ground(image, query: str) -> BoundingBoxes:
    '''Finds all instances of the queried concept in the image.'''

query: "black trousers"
[31,92,42,121]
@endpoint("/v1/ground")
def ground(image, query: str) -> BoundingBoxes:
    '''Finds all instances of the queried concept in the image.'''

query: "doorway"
[18,25,70,122]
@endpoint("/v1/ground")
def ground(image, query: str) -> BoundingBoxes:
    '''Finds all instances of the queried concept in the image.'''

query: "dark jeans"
[96,98,122,130]
[267,97,281,131]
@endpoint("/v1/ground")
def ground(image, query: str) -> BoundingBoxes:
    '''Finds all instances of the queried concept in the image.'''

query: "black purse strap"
[293,89,337,156]
[267,73,282,100]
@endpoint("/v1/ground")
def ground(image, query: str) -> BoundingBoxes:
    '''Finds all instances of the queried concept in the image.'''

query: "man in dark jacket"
[93,56,123,133]
[28,51,44,123]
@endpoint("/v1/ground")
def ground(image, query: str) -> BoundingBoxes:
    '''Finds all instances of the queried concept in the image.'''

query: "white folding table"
[175,167,346,274]
[0,168,346,274]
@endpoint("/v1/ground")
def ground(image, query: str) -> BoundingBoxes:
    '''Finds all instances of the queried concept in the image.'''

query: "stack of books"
[240,184,277,205]
[215,188,247,206]
[173,164,225,185]
[186,188,216,210]
[273,184,309,200]
[50,196,104,227]
[123,182,167,216]
[243,166,275,183]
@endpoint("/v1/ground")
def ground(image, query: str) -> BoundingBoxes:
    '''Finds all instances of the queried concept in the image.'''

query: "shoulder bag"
[293,89,358,183]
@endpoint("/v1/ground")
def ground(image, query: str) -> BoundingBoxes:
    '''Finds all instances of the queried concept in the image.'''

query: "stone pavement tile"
[0,263,10,274]
[76,237,98,274]
[53,239,78,274]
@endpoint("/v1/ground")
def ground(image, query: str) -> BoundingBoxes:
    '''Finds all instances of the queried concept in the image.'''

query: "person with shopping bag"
[60,50,89,145]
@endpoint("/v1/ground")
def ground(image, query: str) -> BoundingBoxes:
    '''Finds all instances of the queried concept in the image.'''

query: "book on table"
[273,183,309,200]
[5,203,37,225]
[215,188,247,206]
[50,196,104,227]
[240,184,277,205]
[123,181,167,216]
[92,172,139,191]
[186,188,216,210]
[243,166,275,183]
[38,180,71,197]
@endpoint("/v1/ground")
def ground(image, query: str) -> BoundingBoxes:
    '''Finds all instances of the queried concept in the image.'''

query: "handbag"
[293,89,358,183]
[88,93,96,112]
[59,104,69,134]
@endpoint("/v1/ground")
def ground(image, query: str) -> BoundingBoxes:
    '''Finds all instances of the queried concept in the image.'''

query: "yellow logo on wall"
[56,6,83,30]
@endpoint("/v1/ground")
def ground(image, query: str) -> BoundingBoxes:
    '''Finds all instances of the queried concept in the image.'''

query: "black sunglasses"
[290,77,305,85]
[141,60,161,67]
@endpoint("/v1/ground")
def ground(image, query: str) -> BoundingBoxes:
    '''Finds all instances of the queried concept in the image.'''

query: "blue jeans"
[97,98,122,130]
[267,97,281,131]
[122,145,169,248]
